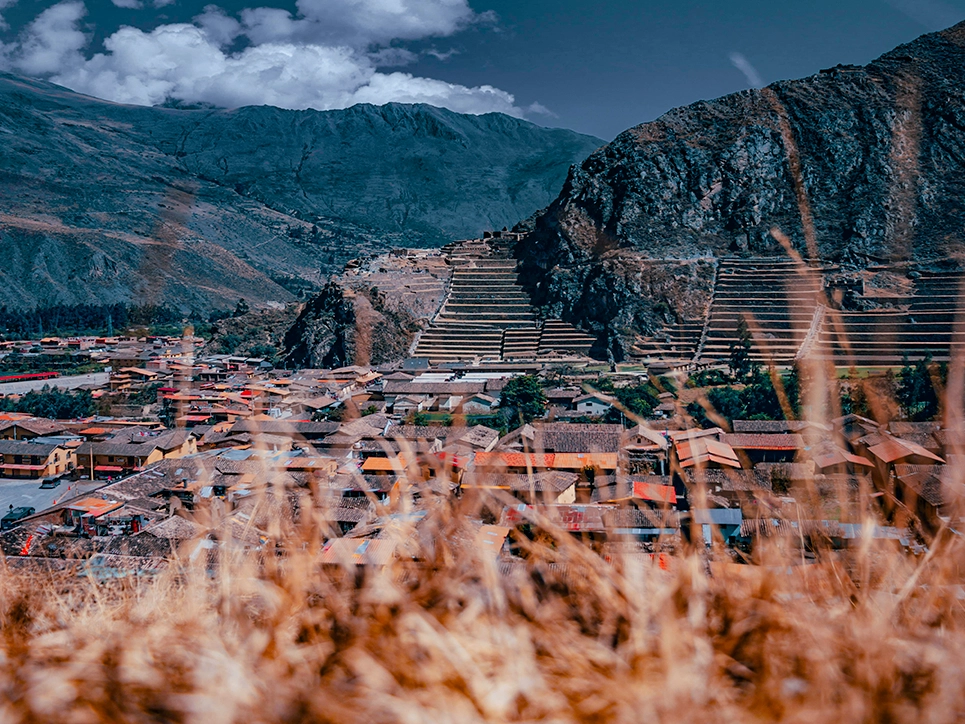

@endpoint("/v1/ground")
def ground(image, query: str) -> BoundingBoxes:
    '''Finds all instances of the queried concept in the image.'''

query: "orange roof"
[868,439,944,464]
[473,452,555,469]
[361,456,408,472]
[632,481,677,504]
[551,453,619,470]
[65,498,123,517]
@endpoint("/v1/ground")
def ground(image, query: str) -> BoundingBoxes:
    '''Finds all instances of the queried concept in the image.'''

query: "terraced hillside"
[515,22,965,362]
[812,271,965,365]
[413,237,594,363]
[626,258,964,369]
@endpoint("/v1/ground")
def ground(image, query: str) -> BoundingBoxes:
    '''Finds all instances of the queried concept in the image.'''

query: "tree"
[729,316,754,380]
[500,375,547,424]
[0,386,95,419]
[897,356,942,421]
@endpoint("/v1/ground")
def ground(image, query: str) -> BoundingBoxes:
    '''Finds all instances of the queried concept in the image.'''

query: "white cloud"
[6,0,540,119]
[153,0,175,7]
[0,0,19,31]
[111,0,143,8]
[426,47,459,61]
[525,102,557,118]
[351,72,519,115]
[267,0,481,47]
[195,4,241,46]
[729,51,764,88]
[13,1,87,76]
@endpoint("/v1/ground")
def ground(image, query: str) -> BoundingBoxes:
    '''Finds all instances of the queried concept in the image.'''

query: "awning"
[94,465,124,473]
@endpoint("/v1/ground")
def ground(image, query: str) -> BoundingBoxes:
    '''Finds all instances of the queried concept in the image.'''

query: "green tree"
[500,375,547,424]
[729,316,754,380]
[897,356,942,421]
[0,386,95,419]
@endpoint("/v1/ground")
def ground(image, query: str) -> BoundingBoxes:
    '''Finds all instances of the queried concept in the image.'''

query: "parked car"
[1,506,36,531]
[39,477,61,489]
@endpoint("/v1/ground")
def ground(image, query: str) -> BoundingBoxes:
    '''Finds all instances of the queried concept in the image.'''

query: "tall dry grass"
[2,470,965,723]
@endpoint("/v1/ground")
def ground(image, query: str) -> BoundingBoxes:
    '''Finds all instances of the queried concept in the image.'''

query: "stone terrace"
[812,272,965,365]
[696,257,823,366]
[413,239,594,363]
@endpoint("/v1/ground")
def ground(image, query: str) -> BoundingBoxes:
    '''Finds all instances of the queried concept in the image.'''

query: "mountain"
[515,22,965,359]
[0,73,602,312]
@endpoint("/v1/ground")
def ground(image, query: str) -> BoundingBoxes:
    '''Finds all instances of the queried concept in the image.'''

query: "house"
[382,381,486,408]
[573,392,617,417]
[0,439,76,479]
[0,418,69,440]
[720,433,806,465]
[461,470,579,504]
[76,429,197,479]
[62,497,127,536]
[624,425,669,474]
[472,451,556,474]
[461,393,499,415]
[545,388,581,411]
[673,436,741,470]
[859,434,945,484]
[392,395,429,416]
[689,508,743,546]
[808,442,874,475]
[499,423,624,454]
[631,478,678,508]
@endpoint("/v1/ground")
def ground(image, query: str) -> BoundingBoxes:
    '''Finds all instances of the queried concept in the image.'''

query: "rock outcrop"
[283,282,421,369]
[516,22,965,359]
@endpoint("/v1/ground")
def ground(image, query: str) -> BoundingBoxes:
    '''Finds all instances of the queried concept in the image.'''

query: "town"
[0,240,954,577]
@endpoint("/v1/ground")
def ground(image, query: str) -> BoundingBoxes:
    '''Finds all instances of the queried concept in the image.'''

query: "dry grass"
[1,476,965,724]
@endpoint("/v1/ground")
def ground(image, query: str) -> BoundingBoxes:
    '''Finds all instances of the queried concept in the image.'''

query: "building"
[0,439,76,479]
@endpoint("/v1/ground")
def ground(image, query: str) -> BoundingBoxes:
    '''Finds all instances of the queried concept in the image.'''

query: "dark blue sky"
[404,0,965,138]
[1,0,963,139]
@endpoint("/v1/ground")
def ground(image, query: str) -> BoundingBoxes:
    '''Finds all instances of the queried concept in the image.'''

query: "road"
[0,372,110,395]
[0,479,104,516]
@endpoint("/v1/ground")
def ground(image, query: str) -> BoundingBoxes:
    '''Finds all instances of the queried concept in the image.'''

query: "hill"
[0,73,601,312]
[515,22,965,360]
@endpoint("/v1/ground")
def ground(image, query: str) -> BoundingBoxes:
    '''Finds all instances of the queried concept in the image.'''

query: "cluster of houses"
[0,343,961,576]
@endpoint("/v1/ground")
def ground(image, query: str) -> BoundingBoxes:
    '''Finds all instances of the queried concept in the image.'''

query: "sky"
[0,0,963,140]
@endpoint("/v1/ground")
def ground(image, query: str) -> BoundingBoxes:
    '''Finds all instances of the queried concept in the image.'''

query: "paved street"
[0,479,104,517]
[0,372,110,395]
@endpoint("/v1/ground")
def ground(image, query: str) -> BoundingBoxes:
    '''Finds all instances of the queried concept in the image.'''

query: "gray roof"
[0,439,63,456]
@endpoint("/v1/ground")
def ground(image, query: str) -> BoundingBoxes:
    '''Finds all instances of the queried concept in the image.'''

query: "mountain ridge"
[0,72,602,312]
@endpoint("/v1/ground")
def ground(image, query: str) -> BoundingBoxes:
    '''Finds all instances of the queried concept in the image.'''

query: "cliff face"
[0,73,601,311]
[516,22,965,359]
[283,282,421,369]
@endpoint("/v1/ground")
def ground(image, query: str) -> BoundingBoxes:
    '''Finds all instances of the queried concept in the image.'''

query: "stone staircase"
[411,239,596,362]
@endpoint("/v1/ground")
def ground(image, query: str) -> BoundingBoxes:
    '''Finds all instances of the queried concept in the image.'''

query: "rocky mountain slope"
[515,22,965,359]
[0,73,601,312]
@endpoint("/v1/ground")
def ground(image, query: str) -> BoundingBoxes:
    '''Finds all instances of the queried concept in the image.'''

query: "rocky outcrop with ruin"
[516,22,965,360]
